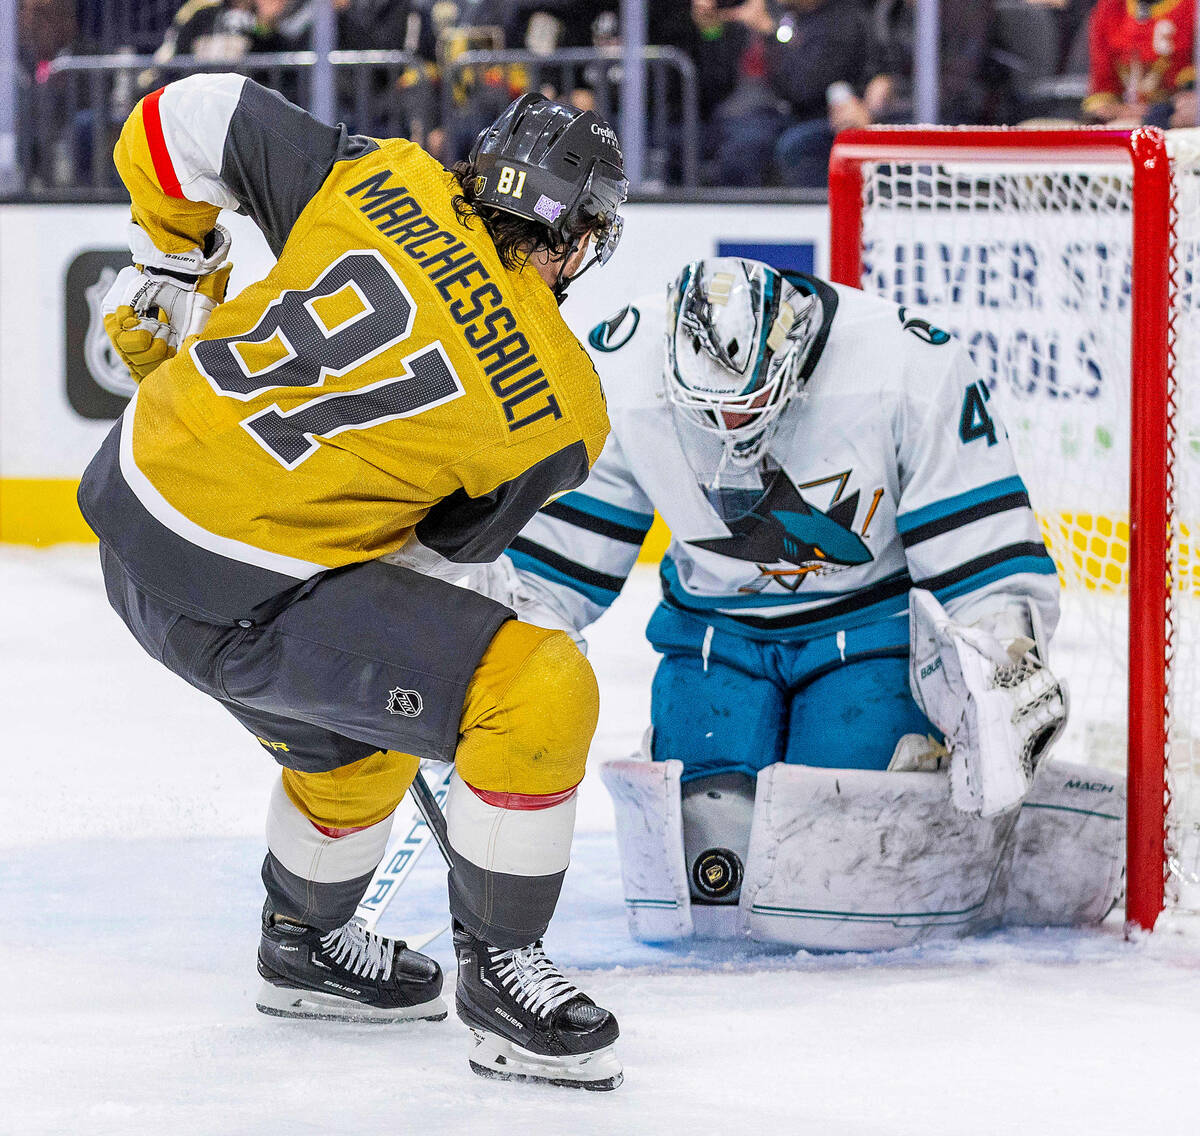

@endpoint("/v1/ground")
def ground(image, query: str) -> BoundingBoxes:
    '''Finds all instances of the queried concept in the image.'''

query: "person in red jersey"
[1083,0,1196,123]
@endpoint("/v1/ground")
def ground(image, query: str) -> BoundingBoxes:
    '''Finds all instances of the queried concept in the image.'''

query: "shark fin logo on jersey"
[588,305,640,353]
[691,473,873,592]
[897,306,951,346]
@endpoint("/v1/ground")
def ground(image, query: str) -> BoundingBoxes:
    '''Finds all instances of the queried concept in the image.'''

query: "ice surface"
[3,547,1199,1135]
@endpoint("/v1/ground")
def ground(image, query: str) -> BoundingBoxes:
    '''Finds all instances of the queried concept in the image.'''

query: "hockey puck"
[690,847,743,901]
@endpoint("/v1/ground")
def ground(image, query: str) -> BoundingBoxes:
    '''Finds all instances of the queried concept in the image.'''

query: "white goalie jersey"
[507,276,1060,646]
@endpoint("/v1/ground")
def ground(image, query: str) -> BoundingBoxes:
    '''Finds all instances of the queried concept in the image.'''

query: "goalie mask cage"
[829,126,1200,932]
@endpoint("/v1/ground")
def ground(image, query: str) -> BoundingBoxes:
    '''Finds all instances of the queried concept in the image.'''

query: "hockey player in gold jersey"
[78,75,627,1089]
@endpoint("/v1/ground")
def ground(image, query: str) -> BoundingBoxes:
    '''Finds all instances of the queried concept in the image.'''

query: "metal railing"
[26,50,432,194]
[440,46,700,188]
[22,43,700,195]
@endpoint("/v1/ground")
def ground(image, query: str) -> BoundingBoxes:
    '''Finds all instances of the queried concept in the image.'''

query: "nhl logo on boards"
[386,687,423,717]
[691,847,743,902]
[64,249,140,420]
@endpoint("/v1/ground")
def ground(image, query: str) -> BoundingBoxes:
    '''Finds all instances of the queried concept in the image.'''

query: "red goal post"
[828,127,1180,933]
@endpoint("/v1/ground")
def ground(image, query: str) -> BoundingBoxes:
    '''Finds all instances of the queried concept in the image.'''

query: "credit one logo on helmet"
[590,122,620,151]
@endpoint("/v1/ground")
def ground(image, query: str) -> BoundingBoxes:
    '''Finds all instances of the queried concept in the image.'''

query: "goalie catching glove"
[102,222,233,382]
[908,588,1068,817]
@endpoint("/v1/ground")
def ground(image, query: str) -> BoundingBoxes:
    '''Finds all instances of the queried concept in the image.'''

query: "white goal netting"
[852,130,1200,913]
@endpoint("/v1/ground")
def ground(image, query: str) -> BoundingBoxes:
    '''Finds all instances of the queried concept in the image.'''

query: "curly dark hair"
[450,160,593,271]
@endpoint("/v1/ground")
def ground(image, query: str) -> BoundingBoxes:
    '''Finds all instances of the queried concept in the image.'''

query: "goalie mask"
[666,258,820,467]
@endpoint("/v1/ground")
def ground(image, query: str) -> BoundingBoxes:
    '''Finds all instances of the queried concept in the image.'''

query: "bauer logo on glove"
[101,222,233,383]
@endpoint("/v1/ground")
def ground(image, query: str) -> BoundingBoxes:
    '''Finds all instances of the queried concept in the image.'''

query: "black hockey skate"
[256,902,447,1023]
[453,922,622,1090]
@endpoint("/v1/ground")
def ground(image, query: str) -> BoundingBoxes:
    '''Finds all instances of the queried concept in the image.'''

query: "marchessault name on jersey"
[347,170,562,433]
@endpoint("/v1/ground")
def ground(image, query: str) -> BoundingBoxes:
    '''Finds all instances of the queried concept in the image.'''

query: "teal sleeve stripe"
[507,547,619,609]
[896,476,1028,535]
[557,491,654,532]
[932,556,1059,607]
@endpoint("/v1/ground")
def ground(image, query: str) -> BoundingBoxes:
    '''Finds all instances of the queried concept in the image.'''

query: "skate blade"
[255,981,447,1024]
[467,1028,623,1091]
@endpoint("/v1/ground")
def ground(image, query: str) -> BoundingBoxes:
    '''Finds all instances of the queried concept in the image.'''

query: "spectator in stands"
[144,2,438,137]
[17,0,101,186]
[697,0,871,188]
[147,1,432,80]
[18,0,90,82]
[828,0,997,132]
[501,2,694,112]
[142,1,300,96]
[1024,0,1092,75]
[433,1,696,173]
[1082,0,1195,126]
[338,0,436,54]
[688,0,750,133]
[583,2,696,180]
[429,3,529,163]
[503,1,694,56]
[1169,90,1197,126]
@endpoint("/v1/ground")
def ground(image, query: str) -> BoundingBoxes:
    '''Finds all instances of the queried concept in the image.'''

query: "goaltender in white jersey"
[476,258,1127,950]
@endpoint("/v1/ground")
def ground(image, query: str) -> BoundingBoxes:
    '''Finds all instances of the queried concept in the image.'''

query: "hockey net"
[828,127,1200,930]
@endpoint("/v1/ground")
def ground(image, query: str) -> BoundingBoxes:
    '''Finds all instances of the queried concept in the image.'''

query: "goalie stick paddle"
[354,762,454,940]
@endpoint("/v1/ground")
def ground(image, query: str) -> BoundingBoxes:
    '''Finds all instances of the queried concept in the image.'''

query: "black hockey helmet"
[468,92,628,267]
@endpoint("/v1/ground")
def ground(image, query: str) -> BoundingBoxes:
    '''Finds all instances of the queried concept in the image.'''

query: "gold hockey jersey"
[79,74,609,623]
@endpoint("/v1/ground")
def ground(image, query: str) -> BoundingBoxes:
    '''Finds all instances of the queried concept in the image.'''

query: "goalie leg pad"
[599,756,694,942]
[739,763,1016,951]
[999,760,1126,926]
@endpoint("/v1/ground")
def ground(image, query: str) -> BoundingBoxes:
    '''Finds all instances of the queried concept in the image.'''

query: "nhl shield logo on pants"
[386,687,423,717]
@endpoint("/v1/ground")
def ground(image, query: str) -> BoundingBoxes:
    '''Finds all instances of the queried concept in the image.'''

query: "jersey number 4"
[959,381,997,447]
[191,250,464,469]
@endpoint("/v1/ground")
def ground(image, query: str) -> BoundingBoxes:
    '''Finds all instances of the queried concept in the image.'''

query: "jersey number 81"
[191,250,465,469]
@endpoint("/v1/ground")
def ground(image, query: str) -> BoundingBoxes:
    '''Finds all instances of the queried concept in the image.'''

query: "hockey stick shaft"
[354,761,453,929]
[409,766,454,867]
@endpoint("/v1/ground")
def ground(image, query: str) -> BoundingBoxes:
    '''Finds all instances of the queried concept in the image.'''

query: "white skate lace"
[320,919,395,982]
[488,942,582,1019]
